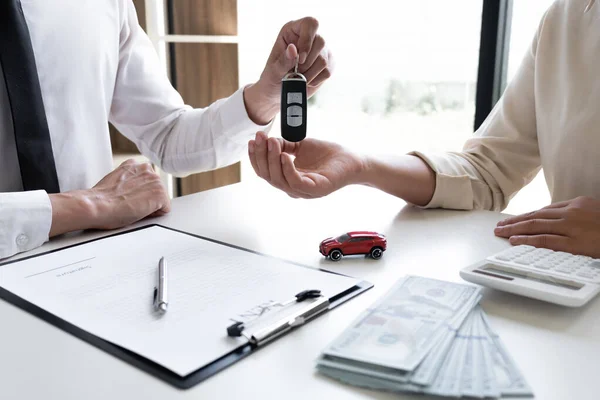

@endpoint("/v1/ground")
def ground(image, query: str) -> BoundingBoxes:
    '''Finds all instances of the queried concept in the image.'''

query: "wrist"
[49,190,99,236]
[243,80,280,125]
[352,154,375,186]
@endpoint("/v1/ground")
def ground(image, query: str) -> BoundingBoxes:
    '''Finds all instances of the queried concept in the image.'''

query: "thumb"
[294,18,319,64]
[276,43,298,74]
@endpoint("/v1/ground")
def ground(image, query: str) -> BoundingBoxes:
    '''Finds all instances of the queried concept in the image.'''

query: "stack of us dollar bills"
[317,276,533,398]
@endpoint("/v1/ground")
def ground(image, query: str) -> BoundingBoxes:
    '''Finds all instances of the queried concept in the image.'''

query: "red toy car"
[319,231,387,261]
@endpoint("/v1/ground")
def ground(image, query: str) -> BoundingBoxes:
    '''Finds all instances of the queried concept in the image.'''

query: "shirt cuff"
[409,151,474,210]
[217,86,274,145]
[0,191,52,260]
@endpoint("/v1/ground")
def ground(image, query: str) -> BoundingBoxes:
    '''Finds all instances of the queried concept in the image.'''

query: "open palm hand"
[248,132,363,198]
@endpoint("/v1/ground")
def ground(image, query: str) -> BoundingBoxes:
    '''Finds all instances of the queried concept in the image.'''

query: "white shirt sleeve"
[0,191,52,260]
[109,1,271,177]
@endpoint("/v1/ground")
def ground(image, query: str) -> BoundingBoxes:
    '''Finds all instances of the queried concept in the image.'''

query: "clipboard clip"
[226,289,329,347]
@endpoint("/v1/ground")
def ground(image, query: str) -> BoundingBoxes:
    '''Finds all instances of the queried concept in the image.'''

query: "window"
[140,1,558,213]
[238,0,484,178]
[500,0,554,215]
[336,233,351,243]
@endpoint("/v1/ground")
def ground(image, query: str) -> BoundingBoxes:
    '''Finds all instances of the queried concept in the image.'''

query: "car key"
[281,56,307,142]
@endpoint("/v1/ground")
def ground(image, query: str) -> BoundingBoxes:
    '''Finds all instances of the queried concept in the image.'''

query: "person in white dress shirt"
[248,0,600,258]
[0,1,332,259]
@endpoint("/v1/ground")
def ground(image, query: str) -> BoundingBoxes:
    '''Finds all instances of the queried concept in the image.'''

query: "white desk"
[1,182,598,400]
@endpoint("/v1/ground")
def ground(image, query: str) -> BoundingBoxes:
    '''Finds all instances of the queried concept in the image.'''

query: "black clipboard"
[0,224,373,389]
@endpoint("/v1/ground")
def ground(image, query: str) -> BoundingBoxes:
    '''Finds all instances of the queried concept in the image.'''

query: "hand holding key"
[243,17,333,126]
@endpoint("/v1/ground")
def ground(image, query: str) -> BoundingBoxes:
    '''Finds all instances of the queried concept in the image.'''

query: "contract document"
[0,225,365,379]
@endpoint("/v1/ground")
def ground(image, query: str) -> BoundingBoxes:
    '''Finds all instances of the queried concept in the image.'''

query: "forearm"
[120,87,272,176]
[243,81,279,126]
[48,191,98,237]
[356,154,436,206]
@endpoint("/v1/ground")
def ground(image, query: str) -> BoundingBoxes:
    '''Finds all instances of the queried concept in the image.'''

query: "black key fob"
[281,71,307,142]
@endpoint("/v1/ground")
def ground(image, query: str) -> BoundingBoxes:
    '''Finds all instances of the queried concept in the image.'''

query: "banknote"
[316,363,426,395]
[323,276,481,371]
[316,276,532,399]
[424,313,471,398]
[316,355,410,383]
[481,312,533,397]
[410,293,482,386]
[475,307,501,398]
[457,313,479,397]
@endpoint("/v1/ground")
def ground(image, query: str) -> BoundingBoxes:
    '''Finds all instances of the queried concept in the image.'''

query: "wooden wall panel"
[171,0,237,35]
[173,43,241,196]
[174,43,239,107]
[133,0,147,31]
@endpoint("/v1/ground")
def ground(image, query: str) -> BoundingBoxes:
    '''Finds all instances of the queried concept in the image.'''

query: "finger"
[275,43,298,75]
[142,162,155,173]
[299,34,325,73]
[159,199,171,214]
[151,207,170,218]
[279,138,300,156]
[542,199,572,209]
[120,158,137,167]
[496,208,565,226]
[307,66,332,88]
[267,138,306,197]
[267,138,286,189]
[289,17,319,64]
[248,140,261,176]
[281,153,317,197]
[494,218,568,238]
[508,234,575,253]
[254,131,271,180]
[302,53,327,84]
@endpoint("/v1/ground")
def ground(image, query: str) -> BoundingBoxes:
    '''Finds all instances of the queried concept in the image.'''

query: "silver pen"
[153,256,168,313]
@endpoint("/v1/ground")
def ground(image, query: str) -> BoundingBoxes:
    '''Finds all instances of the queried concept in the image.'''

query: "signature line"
[25,257,96,279]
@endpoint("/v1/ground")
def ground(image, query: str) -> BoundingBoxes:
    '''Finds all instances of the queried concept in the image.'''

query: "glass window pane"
[502,1,554,215]
[239,0,483,178]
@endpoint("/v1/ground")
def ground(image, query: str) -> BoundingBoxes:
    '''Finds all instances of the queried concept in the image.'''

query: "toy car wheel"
[370,247,383,260]
[329,249,343,261]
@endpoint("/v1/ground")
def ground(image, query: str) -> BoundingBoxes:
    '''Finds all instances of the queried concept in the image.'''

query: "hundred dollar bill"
[409,293,482,386]
[316,363,425,395]
[457,312,479,398]
[316,293,482,387]
[476,308,501,398]
[424,312,472,398]
[322,276,481,371]
[481,312,534,397]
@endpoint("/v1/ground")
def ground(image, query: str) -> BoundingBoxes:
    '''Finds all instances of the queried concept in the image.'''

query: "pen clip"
[295,289,321,302]
[248,295,329,347]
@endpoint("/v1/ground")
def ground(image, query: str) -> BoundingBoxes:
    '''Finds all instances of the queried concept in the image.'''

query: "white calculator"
[460,245,600,307]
